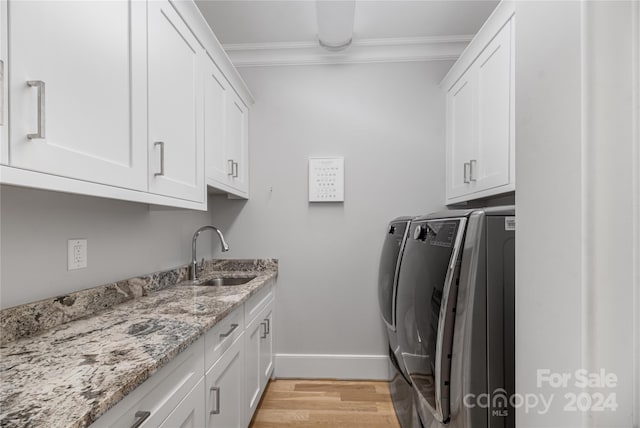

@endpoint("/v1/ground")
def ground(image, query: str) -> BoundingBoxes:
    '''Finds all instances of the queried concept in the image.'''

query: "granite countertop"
[0,259,278,428]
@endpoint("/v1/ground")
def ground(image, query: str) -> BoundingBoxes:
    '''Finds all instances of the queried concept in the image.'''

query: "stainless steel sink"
[199,276,256,286]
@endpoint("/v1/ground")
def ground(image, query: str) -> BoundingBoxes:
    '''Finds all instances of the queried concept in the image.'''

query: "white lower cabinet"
[159,378,206,428]
[245,310,263,420]
[91,338,205,428]
[259,305,274,390]
[205,334,245,428]
[245,298,275,424]
[92,283,275,428]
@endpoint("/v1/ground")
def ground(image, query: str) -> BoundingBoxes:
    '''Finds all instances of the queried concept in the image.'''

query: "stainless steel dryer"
[395,207,515,428]
[377,216,418,427]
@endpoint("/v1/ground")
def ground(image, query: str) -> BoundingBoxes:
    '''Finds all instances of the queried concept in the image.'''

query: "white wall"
[584,3,638,426]
[516,1,638,426]
[209,61,451,379]
[0,185,216,309]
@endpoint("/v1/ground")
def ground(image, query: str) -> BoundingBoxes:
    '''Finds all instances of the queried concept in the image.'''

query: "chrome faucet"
[190,226,230,281]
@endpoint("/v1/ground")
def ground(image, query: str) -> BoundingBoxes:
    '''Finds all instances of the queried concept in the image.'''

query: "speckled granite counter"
[0,259,277,428]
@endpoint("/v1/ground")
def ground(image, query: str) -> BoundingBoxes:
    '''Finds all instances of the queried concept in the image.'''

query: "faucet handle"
[197,258,205,274]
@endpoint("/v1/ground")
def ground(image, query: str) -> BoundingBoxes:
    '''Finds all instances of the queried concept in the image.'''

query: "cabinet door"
[244,310,266,425]
[204,57,232,188]
[446,71,476,200]
[475,21,513,191]
[91,338,205,428]
[259,304,274,390]
[7,0,146,190]
[148,0,205,203]
[244,312,264,423]
[159,378,205,428]
[206,334,244,428]
[226,91,249,195]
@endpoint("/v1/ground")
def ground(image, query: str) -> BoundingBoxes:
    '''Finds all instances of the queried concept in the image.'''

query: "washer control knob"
[388,225,396,234]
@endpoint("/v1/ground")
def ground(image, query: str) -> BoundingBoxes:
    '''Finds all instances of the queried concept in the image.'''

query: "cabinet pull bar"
[26,80,45,139]
[219,323,239,338]
[227,159,234,176]
[469,159,477,182]
[264,318,270,334]
[210,386,221,415]
[463,162,470,184]
[260,321,268,339]
[154,142,165,176]
[131,411,151,428]
[233,161,239,178]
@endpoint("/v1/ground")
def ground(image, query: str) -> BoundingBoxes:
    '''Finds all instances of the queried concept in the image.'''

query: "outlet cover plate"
[68,239,87,270]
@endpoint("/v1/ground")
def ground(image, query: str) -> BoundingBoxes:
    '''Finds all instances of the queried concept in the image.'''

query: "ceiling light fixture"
[316,0,356,52]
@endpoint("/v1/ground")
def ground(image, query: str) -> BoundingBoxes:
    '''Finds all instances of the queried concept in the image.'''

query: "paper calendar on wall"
[308,157,344,202]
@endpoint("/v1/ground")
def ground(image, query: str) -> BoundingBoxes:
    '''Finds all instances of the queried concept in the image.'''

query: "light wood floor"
[249,379,401,428]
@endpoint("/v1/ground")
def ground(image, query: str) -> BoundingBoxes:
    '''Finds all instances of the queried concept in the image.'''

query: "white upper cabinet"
[204,58,231,190]
[7,0,147,190]
[204,55,250,199]
[443,2,515,204]
[475,21,512,192]
[447,72,475,200]
[225,91,249,196]
[1,0,252,209]
[147,0,205,203]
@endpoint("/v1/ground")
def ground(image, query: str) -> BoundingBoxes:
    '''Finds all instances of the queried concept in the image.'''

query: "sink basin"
[199,276,256,286]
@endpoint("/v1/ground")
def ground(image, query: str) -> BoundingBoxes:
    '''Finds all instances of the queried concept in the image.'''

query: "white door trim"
[633,1,640,425]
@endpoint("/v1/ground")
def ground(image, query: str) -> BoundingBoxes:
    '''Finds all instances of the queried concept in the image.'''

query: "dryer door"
[396,217,466,423]
[377,219,410,330]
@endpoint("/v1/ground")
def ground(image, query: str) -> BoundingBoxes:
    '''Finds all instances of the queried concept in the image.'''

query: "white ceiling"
[196,1,500,46]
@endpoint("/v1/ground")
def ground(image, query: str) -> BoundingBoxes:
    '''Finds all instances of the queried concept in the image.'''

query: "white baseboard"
[274,353,392,381]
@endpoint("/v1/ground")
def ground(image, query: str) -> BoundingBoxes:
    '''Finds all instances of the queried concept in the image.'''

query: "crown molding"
[223,35,473,67]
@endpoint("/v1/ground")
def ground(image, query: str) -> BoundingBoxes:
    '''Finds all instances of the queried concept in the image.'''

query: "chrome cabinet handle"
[219,323,239,338]
[260,321,267,339]
[233,161,239,178]
[131,411,151,428]
[463,162,470,183]
[27,80,46,139]
[264,318,270,335]
[227,159,234,176]
[154,142,165,176]
[469,159,477,182]
[209,386,220,415]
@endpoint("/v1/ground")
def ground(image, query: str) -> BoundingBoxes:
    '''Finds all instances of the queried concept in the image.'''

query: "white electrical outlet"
[68,239,87,270]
